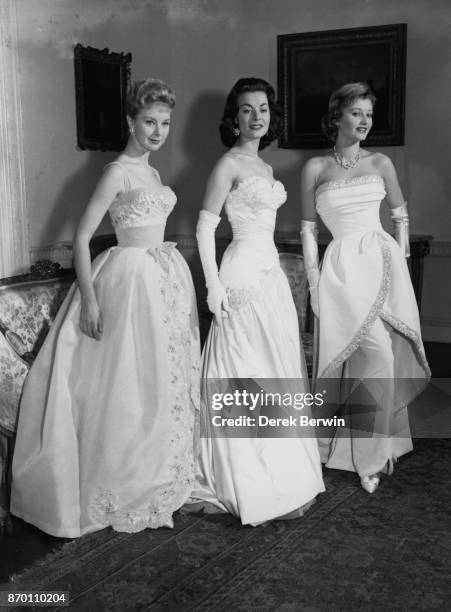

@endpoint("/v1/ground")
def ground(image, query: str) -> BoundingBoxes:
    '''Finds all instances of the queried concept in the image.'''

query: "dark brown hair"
[219,77,282,150]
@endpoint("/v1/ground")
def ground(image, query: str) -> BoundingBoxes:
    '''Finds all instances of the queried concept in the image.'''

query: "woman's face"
[336,97,373,143]
[235,91,270,141]
[128,102,172,152]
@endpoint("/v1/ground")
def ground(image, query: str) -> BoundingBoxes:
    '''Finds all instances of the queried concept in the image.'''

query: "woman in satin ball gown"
[11,79,200,536]
[300,82,430,493]
[188,77,325,525]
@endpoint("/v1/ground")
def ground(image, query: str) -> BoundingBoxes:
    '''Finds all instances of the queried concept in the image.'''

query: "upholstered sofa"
[0,249,311,531]
[0,273,74,531]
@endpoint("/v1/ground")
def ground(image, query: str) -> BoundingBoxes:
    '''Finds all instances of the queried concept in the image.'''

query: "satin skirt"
[11,242,200,537]
[189,238,325,525]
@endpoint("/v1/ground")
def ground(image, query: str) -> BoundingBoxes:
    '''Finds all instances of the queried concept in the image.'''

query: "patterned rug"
[1,440,449,611]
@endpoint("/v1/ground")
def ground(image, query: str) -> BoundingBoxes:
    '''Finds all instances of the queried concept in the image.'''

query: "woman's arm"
[201,155,235,215]
[300,158,322,317]
[73,165,123,339]
[377,154,406,209]
[300,157,321,222]
[377,154,410,257]
[196,156,236,320]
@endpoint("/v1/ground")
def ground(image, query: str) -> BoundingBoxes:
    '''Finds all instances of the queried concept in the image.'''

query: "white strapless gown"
[189,176,325,525]
[315,175,430,476]
[11,163,200,537]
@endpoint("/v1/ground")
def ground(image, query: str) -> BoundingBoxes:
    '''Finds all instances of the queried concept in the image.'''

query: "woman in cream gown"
[189,78,325,525]
[300,83,430,493]
[11,80,200,537]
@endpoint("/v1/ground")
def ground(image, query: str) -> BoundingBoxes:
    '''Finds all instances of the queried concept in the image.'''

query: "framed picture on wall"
[277,24,407,149]
[74,44,132,151]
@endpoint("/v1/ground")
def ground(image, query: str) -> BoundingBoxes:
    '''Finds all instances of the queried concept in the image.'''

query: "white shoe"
[360,474,381,494]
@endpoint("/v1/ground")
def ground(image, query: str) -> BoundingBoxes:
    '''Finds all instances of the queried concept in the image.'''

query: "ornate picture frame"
[74,44,132,151]
[277,24,407,149]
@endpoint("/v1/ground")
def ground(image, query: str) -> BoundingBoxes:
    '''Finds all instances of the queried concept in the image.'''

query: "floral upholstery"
[0,276,74,525]
[278,252,314,369]
[0,277,74,435]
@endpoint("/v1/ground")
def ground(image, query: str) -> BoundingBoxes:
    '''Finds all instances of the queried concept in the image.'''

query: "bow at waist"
[146,242,177,272]
[116,226,177,272]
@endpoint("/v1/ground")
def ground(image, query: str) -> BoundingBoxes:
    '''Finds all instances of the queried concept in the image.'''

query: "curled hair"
[125,78,176,119]
[322,82,376,142]
[219,77,282,150]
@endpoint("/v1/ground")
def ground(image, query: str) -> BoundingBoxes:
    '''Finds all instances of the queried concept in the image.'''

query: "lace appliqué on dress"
[315,174,385,198]
[380,311,431,377]
[158,249,198,503]
[90,490,175,532]
[109,188,176,230]
[225,176,286,218]
[226,266,281,310]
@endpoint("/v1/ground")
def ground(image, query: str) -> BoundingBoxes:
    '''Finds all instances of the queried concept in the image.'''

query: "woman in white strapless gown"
[11,80,200,537]
[301,83,430,493]
[189,78,324,525]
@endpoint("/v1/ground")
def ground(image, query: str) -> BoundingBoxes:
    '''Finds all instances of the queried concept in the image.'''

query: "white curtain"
[0,0,29,278]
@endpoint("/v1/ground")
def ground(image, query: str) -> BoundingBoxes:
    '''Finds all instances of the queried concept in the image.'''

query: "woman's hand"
[310,286,320,319]
[79,297,103,340]
[207,282,230,321]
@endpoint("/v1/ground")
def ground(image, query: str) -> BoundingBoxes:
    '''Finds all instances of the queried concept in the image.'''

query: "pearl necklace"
[333,146,360,170]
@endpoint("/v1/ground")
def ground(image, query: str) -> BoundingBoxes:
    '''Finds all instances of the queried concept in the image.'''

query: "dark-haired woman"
[300,82,430,493]
[11,79,200,536]
[189,78,324,525]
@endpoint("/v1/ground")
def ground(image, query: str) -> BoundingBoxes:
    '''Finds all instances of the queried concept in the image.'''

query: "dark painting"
[74,44,132,151]
[278,24,406,149]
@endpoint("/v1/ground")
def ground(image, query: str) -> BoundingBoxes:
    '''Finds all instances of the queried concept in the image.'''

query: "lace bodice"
[104,161,177,231]
[225,176,286,239]
[316,175,386,239]
[109,187,177,230]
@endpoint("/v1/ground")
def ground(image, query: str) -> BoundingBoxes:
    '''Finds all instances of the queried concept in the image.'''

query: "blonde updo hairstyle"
[125,78,176,120]
[322,82,376,142]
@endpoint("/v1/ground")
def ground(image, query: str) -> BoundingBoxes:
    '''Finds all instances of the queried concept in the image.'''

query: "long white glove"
[196,209,229,320]
[300,220,320,318]
[390,205,410,258]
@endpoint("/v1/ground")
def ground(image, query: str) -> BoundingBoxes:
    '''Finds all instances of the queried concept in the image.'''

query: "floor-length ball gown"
[315,175,431,477]
[11,162,200,537]
[189,176,325,525]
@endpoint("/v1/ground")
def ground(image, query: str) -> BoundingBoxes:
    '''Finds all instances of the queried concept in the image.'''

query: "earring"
[233,127,240,137]
[129,124,135,135]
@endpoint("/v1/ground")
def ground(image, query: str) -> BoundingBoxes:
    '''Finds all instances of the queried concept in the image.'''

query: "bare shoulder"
[263,160,275,177]
[99,161,126,191]
[211,152,238,180]
[301,155,328,183]
[102,160,126,178]
[365,151,396,174]
[148,165,162,183]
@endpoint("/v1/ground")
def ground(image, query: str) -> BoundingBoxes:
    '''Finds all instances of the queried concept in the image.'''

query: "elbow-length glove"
[196,209,229,320]
[390,205,410,258]
[300,220,320,318]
